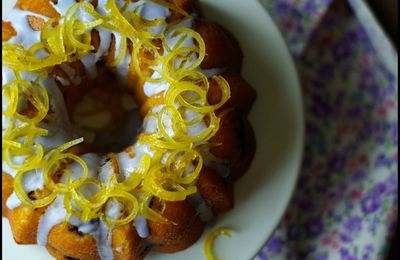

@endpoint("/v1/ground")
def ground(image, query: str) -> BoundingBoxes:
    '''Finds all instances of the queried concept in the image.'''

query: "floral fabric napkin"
[256,0,398,259]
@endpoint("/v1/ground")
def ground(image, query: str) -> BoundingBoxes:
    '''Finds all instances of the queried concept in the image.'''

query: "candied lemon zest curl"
[204,227,233,260]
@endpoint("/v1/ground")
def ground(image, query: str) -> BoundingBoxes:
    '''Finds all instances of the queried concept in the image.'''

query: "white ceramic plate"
[2,0,304,259]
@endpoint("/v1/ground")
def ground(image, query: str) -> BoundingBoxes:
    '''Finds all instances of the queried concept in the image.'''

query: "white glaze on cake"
[5,9,48,49]
[134,215,149,238]
[37,196,67,246]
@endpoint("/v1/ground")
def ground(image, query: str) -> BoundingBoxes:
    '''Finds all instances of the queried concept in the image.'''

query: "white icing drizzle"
[78,220,99,234]
[200,67,226,78]
[166,17,194,48]
[62,153,101,183]
[134,215,149,238]
[5,9,48,49]
[205,159,231,178]
[105,199,123,220]
[143,17,195,97]
[50,0,77,16]
[91,220,114,260]
[96,0,109,16]
[2,66,16,86]
[35,123,72,151]
[97,26,113,55]
[188,122,207,137]
[37,196,67,246]
[141,1,170,20]
[116,152,141,179]
[143,70,170,96]
[5,192,22,210]
[143,114,158,134]
[143,104,206,137]
[54,75,71,86]
[134,143,154,157]
[68,216,99,234]
[65,216,115,259]
[98,167,113,184]
[2,67,39,87]
[80,53,99,79]
[79,26,113,78]
[59,63,82,85]
[113,33,124,63]
[2,115,10,132]
[115,51,132,81]
[2,155,28,177]
[81,154,101,177]
[68,215,115,260]
[23,169,44,191]
[188,193,214,222]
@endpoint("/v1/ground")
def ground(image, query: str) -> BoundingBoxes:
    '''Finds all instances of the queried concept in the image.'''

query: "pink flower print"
[350,189,362,200]
[359,53,372,69]
[322,199,334,212]
[387,207,398,223]
[331,240,340,250]
[348,159,360,171]
[332,228,340,236]
[392,150,398,161]
[322,236,332,246]
[322,235,340,250]
[378,106,388,117]
[283,20,295,31]
[321,35,335,47]
[385,99,396,109]
[359,154,369,164]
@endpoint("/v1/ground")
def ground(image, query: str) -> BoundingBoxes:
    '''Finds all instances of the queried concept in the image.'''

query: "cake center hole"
[65,70,142,154]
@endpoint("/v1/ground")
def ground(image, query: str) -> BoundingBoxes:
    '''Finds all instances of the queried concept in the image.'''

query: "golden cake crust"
[147,199,205,253]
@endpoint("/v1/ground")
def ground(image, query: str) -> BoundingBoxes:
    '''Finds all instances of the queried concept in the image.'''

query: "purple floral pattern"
[257,0,398,259]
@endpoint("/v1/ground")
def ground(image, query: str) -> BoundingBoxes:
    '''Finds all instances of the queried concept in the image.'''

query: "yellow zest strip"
[103,191,139,226]
[139,193,170,223]
[204,227,233,260]
[2,0,231,227]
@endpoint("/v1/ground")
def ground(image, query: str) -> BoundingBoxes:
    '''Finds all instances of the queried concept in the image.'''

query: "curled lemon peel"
[2,0,230,227]
[204,227,233,260]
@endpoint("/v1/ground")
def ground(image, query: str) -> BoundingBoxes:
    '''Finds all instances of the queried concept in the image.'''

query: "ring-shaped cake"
[2,0,256,259]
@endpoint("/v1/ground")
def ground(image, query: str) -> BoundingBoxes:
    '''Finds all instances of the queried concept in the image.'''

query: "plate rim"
[247,2,305,257]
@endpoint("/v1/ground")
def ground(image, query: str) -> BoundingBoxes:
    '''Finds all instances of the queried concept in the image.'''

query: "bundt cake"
[2,0,256,259]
